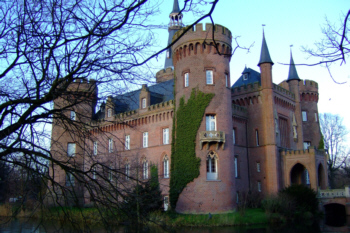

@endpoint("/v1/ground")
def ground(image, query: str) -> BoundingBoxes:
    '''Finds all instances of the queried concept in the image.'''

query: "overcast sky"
[154,0,350,139]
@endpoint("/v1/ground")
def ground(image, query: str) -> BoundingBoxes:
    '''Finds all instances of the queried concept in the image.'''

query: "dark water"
[0,217,349,233]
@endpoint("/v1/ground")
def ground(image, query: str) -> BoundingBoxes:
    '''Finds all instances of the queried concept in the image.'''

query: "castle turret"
[172,23,235,213]
[287,51,304,149]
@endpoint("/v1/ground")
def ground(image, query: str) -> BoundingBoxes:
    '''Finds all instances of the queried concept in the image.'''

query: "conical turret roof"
[287,51,300,82]
[258,31,274,66]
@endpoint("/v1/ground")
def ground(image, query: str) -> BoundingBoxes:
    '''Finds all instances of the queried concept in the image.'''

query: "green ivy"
[169,88,214,209]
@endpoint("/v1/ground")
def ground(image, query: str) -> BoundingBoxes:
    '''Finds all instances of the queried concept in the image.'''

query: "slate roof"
[287,51,300,82]
[258,31,274,66]
[171,0,180,14]
[94,79,174,120]
[231,67,261,88]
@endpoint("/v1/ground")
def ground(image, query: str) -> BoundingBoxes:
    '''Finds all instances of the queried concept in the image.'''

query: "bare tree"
[319,113,349,188]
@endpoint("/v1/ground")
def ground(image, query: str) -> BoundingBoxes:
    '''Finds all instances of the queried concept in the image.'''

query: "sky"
[152,0,350,139]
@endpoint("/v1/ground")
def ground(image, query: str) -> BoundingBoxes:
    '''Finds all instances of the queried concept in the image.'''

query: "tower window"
[233,128,236,145]
[258,181,262,192]
[234,156,238,178]
[70,111,76,120]
[302,111,307,121]
[255,129,259,146]
[163,128,169,145]
[257,162,261,172]
[163,155,169,178]
[184,73,189,87]
[93,141,98,155]
[143,132,148,148]
[225,74,229,87]
[108,138,113,153]
[143,160,148,179]
[315,113,318,122]
[142,98,146,109]
[125,135,130,150]
[206,70,213,85]
[67,143,76,157]
[125,164,130,180]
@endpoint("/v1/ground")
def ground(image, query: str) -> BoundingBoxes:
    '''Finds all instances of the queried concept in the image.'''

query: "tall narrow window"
[184,73,189,87]
[125,164,130,180]
[107,109,112,117]
[163,156,169,178]
[92,167,97,180]
[108,138,113,153]
[93,141,98,155]
[225,74,229,87]
[206,70,213,84]
[257,162,261,172]
[67,143,76,157]
[70,111,76,120]
[315,113,318,122]
[206,151,218,180]
[302,111,307,121]
[305,169,310,185]
[233,129,236,145]
[234,156,238,178]
[164,196,169,211]
[143,132,148,148]
[206,115,216,131]
[258,181,262,192]
[142,98,146,108]
[143,161,148,179]
[163,128,169,145]
[108,167,113,181]
[255,130,259,146]
[125,135,130,150]
[66,172,75,186]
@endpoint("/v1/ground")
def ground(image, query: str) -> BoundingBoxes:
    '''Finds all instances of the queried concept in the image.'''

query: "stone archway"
[290,163,310,187]
[318,163,327,189]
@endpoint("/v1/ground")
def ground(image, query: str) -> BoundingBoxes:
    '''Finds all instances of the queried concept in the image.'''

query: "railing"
[199,131,225,150]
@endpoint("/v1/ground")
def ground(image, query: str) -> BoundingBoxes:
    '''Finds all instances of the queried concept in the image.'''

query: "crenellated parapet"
[172,23,232,65]
[66,78,97,95]
[156,67,174,83]
[299,79,319,102]
[273,84,295,100]
[280,148,325,157]
[232,81,261,94]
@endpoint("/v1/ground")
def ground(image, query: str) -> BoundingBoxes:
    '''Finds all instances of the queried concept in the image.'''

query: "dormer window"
[142,98,146,109]
[243,73,249,81]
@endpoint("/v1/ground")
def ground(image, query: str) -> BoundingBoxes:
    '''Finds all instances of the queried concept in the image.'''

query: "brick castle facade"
[49,0,328,213]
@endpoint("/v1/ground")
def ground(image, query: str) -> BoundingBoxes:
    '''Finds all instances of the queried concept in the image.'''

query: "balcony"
[199,131,225,150]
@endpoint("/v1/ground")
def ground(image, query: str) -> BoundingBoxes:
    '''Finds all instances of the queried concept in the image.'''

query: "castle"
[49,0,328,213]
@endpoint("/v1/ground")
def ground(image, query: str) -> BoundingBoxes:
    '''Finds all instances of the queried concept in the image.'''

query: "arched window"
[163,155,169,178]
[142,158,148,179]
[125,161,130,180]
[206,151,218,180]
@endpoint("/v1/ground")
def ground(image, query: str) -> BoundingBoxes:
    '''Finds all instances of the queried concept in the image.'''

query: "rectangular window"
[315,113,318,122]
[164,158,169,178]
[303,141,311,150]
[258,181,262,192]
[302,111,307,121]
[142,98,146,108]
[234,157,238,178]
[143,132,148,148]
[67,143,76,157]
[125,135,130,150]
[164,196,169,211]
[107,109,112,117]
[257,162,261,172]
[70,111,76,120]
[225,74,229,87]
[108,168,113,181]
[255,129,259,146]
[206,70,213,84]
[93,141,98,155]
[108,138,113,153]
[125,164,130,180]
[143,161,148,179]
[305,170,310,185]
[184,73,189,87]
[92,167,97,180]
[233,129,236,145]
[163,128,169,145]
[206,157,217,180]
[206,115,216,131]
[66,172,75,187]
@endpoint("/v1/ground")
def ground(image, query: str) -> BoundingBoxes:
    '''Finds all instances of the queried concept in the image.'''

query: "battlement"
[232,82,261,95]
[280,148,325,157]
[156,67,174,76]
[273,84,295,100]
[156,67,174,83]
[299,79,319,92]
[173,23,232,42]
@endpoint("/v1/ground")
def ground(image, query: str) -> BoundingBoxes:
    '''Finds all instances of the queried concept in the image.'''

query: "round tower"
[172,23,235,213]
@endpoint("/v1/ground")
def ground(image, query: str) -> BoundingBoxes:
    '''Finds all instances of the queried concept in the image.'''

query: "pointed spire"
[258,29,274,66]
[171,0,180,14]
[287,49,300,82]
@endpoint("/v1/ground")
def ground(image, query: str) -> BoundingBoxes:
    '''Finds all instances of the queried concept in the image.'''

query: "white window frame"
[108,138,113,153]
[255,130,259,146]
[243,73,248,81]
[206,115,216,131]
[66,172,75,187]
[163,156,169,178]
[143,161,148,179]
[125,164,130,180]
[163,128,169,145]
[257,162,261,172]
[93,141,98,155]
[67,143,76,157]
[125,135,130,150]
[70,111,76,120]
[107,108,112,117]
[142,98,146,109]
[302,111,307,121]
[234,157,238,178]
[184,73,189,87]
[143,132,148,148]
[206,156,217,180]
[206,70,213,85]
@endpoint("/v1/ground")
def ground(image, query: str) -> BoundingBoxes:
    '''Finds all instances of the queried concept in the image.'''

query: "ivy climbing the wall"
[169,88,214,209]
